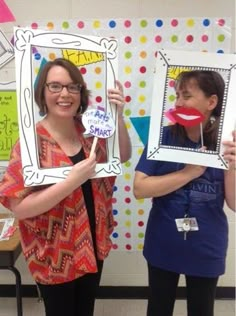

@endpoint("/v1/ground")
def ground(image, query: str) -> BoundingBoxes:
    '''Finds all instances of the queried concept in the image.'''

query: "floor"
[0,298,234,316]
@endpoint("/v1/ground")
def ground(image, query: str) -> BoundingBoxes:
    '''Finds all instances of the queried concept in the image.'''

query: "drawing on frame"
[14,27,119,186]
[0,29,14,69]
[147,49,236,169]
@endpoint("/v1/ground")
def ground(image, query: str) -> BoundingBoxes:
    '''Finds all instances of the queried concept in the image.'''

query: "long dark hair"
[34,58,90,116]
[171,70,225,150]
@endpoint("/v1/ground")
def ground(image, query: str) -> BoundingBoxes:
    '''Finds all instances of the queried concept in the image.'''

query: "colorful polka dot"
[113,209,118,215]
[140,20,148,28]
[95,81,102,89]
[140,51,147,59]
[124,186,131,192]
[139,81,146,88]
[34,53,41,60]
[138,232,145,238]
[125,209,131,215]
[94,67,102,74]
[124,161,131,168]
[124,66,132,74]
[187,19,195,27]
[139,109,146,116]
[171,35,178,43]
[186,35,194,42]
[62,21,69,29]
[201,35,208,42]
[48,53,56,61]
[139,66,146,74]
[125,51,132,59]
[109,20,116,28]
[125,96,131,103]
[169,94,176,102]
[31,22,38,29]
[217,34,225,42]
[77,21,84,29]
[47,22,54,30]
[124,36,132,44]
[155,35,162,43]
[112,232,119,238]
[139,35,147,44]
[93,20,101,28]
[126,244,132,250]
[95,96,102,103]
[124,81,131,88]
[217,19,225,26]
[124,173,131,180]
[171,19,178,27]
[203,19,210,27]
[80,67,87,75]
[124,20,131,28]
[137,244,144,250]
[138,209,144,215]
[155,19,163,27]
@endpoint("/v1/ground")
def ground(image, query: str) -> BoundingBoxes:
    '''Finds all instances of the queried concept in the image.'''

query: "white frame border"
[14,27,120,186]
[147,49,236,169]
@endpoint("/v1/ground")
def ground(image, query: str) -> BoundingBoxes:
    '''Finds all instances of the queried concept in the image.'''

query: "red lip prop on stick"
[170,107,205,127]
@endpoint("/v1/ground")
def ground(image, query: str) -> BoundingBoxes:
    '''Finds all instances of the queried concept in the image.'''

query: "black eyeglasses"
[45,82,82,94]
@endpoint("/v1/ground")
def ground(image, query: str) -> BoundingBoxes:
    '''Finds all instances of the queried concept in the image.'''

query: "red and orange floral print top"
[0,120,116,284]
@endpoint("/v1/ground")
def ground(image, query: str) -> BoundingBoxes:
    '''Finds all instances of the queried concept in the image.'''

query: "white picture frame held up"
[14,27,120,186]
[147,49,236,169]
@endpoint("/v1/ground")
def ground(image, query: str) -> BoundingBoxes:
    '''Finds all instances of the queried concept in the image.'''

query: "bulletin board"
[0,16,232,250]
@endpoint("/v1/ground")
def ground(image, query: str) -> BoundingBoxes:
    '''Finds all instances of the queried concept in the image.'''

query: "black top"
[69,149,97,255]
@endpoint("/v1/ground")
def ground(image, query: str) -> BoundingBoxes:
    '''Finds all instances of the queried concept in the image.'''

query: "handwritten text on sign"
[0,90,19,160]
[82,109,115,138]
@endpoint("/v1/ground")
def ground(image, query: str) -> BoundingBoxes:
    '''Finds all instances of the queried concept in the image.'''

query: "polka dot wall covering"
[28,17,231,251]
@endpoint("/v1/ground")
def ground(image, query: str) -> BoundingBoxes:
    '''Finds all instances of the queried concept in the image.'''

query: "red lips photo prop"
[165,107,205,127]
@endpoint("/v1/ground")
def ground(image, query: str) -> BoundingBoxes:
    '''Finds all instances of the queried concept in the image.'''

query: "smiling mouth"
[57,102,72,107]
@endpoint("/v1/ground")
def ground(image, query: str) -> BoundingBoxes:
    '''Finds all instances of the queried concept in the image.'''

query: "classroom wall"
[0,0,235,289]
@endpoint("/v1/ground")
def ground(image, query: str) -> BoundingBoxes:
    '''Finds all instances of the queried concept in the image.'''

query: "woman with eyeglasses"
[0,58,131,316]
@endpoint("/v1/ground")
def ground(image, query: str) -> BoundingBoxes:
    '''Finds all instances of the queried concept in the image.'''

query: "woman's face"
[44,65,81,119]
[175,79,217,119]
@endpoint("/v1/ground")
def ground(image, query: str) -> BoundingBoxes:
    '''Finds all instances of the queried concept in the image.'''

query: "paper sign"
[82,109,115,138]
[0,0,15,23]
[0,82,19,160]
[0,217,15,241]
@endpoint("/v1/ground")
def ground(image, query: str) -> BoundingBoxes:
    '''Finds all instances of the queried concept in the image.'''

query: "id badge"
[175,217,199,232]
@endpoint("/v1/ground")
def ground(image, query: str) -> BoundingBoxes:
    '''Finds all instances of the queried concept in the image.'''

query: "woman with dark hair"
[170,70,225,150]
[0,58,131,316]
[133,70,235,316]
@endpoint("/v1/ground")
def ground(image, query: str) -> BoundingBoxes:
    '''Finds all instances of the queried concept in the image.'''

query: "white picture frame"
[14,27,120,186]
[147,49,236,169]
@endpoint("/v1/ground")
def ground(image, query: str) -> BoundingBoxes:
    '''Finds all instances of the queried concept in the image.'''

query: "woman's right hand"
[66,152,97,186]
[182,163,207,180]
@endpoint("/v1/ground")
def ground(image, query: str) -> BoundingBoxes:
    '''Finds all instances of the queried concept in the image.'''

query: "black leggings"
[37,260,103,316]
[147,264,218,316]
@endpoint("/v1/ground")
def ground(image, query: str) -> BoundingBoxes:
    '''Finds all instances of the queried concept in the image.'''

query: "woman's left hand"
[222,130,236,170]
[108,80,125,117]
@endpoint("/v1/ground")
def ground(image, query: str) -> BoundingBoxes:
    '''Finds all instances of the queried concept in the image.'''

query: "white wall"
[0,0,235,288]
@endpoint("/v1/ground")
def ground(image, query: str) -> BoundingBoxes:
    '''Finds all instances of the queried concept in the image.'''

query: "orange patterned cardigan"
[0,120,116,284]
